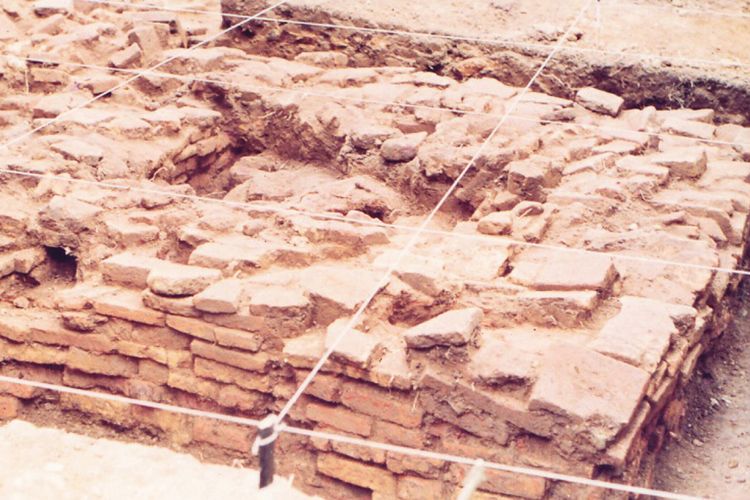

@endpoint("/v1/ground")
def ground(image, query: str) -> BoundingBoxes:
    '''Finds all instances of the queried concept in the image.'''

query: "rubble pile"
[1,2,750,499]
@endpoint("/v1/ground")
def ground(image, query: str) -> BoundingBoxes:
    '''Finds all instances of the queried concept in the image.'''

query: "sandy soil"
[0,420,312,500]
[655,280,750,499]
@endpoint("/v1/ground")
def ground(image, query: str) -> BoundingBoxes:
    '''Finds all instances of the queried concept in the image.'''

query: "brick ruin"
[1,1,750,499]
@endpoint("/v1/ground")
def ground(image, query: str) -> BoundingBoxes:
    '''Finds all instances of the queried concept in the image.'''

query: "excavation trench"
[1,2,750,500]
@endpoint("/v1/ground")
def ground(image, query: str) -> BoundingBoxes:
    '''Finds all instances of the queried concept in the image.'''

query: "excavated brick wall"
[1,2,750,500]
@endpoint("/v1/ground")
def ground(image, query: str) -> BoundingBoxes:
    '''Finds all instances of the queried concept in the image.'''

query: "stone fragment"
[93,289,166,326]
[575,87,624,117]
[662,118,716,140]
[294,51,348,68]
[317,453,396,494]
[509,248,617,292]
[506,157,559,202]
[529,344,650,449]
[102,253,163,289]
[404,307,483,349]
[470,337,539,386]
[192,278,243,314]
[33,0,72,16]
[380,132,427,162]
[109,43,142,69]
[146,263,221,297]
[477,212,512,236]
[590,296,695,372]
[38,196,101,234]
[50,139,103,166]
[326,318,383,369]
[649,147,707,178]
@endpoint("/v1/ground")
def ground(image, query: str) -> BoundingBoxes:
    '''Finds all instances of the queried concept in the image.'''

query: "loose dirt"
[0,419,312,500]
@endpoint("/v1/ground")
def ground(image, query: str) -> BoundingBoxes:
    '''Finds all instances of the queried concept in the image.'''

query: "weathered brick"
[479,469,547,499]
[385,453,444,479]
[59,393,134,428]
[116,324,191,350]
[306,401,373,436]
[193,278,243,314]
[403,308,482,349]
[192,418,254,452]
[94,289,166,326]
[373,420,425,449]
[166,370,221,400]
[142,290,200,317]
[0,395,20,419]
[166,315,215,341]
[115,341,168,364]
[317,453,396,495]
[62,368,126,393]
[67,348,138,377]
[217,385,265,412]
[0,381,39,399]
[147,263,221,297]
[0,339,66,365]
[341,381,423,428]
[193,357,271,393]
[190,340,269,373]
[529,345,649,450]
[397,475,448,500]
[102,253,163,288]
[130,406,191,445]
[138,359,169,385]
[213,326,262,352]
[307,373,343,402]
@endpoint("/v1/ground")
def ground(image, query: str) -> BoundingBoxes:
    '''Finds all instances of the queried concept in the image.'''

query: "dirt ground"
[0,420,312,500]
[655,279,750,499]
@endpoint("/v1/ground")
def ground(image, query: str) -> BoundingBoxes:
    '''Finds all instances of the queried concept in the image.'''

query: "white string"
[78,0,750,69]
[0,0,289,154]
[0,375,703,499]
[279,425,704,500]
[11,55,750,150]
[275,0,599,424]
[0,375,261,427]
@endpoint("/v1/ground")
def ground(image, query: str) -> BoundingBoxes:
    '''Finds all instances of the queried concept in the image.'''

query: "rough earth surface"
[0,1,749,499]
[0,419,312,499]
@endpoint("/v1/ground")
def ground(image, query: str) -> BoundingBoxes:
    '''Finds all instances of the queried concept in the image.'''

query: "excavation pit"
[1,1,750,499]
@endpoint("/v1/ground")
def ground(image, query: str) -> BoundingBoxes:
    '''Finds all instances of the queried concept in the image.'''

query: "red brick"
[192,418,254,452]
[213,326,262,352]
[306,401,373,436]
[341,381,423,428]
[317,453,396,495]
[67,348,138,377]
[62,368,126,393]
[166,315,215,341]
[479,469,547,499]
[167,370,221,400]
[0,339,66,365]
[0,395,20,418]
[190,340,269,373]
[217,385,265,411]
[193,357,271,393]
[373,420,425,448]
[115,341,168,364]
[118,324,191,350]
[0,381,39,399]
[306,373,343,402]
[130,406,191,446]
[386,453,445,479]
[94,289,166,326]
[397,475,449,500]
[138,359,169,385]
